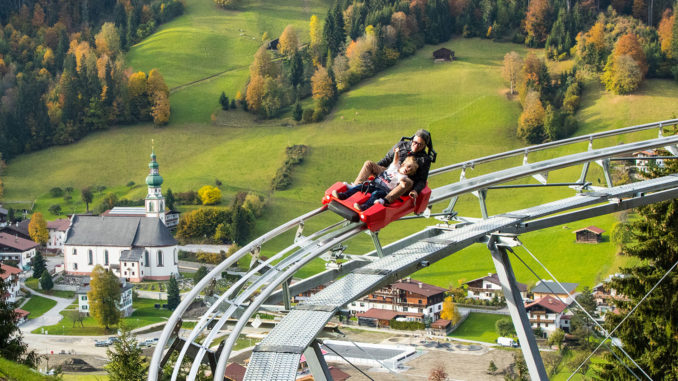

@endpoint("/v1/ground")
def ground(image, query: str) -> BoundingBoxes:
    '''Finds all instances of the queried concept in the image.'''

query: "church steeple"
[145,143,165,223]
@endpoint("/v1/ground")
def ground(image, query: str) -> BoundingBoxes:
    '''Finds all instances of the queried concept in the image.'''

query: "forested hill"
[0,0,183,162]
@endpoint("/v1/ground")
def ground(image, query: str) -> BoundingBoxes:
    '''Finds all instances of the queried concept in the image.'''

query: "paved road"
[178,244,231,253]
[19,284,74,334]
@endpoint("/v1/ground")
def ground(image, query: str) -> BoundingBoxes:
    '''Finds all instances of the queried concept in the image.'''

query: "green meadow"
[3,0,678,290]
[448,312,505,343]
[20,295,57,319]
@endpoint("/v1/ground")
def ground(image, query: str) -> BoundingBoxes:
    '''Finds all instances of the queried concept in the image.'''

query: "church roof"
[65,216,176,247]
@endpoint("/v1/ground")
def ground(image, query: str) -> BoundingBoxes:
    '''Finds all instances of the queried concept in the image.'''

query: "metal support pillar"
[281,278,292,310]
[601,158,613,187]
[370,231,384,258]
[304,340,333,381]
[477,189,489,219]
[488,236,548,381]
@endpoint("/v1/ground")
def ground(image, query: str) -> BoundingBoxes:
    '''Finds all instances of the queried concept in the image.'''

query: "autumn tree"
[278,25,299,56]
[658,9,674,57]
[502,51,523,94]
[128,71,150,120]
[28,212,49,245]
[151,91,170,126]
[309,14,323,63]
[311,65,336,116]
[214,0,241,9]
[613,33,648,77]
[518,90,546,143]
[440,296,461,324]
[198,185,222,205]
[95,22,121,57]
[575,20,608,71]
[602,54,643,94]
[245,74,265,113]
[106,326,147,381]
[524,0,552,46]
[88,265,121,330]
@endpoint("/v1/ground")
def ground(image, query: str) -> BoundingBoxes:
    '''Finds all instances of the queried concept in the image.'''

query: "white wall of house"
[527,310,563,336]
[47,230,67,251]
[348,300,443,318]
[3,275,20,303]
[467,280,503,300]
[78,287,134,317]
[64,244,178,281]
[0,248,36,269]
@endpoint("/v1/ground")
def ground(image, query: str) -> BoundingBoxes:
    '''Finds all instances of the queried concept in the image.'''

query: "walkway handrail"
[429,118,678,177]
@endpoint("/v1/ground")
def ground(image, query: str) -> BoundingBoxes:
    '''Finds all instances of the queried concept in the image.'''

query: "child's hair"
[402,156,418,175]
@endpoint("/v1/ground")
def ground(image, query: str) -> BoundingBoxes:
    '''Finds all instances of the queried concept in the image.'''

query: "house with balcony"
[0,263,22,303]
[464,273,528,301]
[47,218,70,253]
[524,295,569,336]
[348,278,446,320]
[76,279,134,317]
[0,232,38,270]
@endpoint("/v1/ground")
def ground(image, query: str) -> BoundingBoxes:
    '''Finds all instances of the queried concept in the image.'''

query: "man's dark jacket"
[377,140,431,194]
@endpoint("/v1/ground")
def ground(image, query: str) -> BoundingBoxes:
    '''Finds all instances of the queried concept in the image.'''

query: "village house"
[633,150,664,173]
[524,295,569,336]
[464,273,528,301]
[430,319,452,336]
[0,263,22,303]
[0,220,31,241]
[46,218,70,253]
[593,274,628,316]
[0,232,39,270]
[531,280,578,304]
[574,226,605,244]
[76,279,134,317]
[348,278,446,320]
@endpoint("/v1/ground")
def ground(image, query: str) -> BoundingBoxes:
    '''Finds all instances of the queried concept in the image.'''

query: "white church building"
[63,150,179,282]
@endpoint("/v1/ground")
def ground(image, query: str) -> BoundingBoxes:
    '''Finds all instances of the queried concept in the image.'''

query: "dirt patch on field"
[40,354,108,372]
[330,347,516,380]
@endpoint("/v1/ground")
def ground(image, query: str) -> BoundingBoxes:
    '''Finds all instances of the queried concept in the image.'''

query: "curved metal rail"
[150,119,678,381]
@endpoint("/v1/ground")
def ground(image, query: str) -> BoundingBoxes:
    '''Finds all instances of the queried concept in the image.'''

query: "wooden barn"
[574,226,605,243]
[433,47,454,62]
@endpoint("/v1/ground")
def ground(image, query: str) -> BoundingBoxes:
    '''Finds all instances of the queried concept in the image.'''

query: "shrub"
[65,187,74,193]
[126,181,135,187]
[49,187,64,197]
[389,320,426,330]
[198,185,222,205]
[175,190,200,205]
[271,145,308,191]
[293,102,303,122]
[48,204,62,215]
[301,109,314,123]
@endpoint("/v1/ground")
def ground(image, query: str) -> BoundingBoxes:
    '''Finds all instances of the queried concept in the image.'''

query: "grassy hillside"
[126,0,331,123]
[0,357,55,381]
[3,0,678,290]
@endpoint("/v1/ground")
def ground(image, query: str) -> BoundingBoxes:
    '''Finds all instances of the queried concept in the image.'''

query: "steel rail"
[428,118,678,177]
[182,222,364,380]
[213,226,365,380]
[428,135,678,204]
[148,206,328,381]
[172,219,352,380]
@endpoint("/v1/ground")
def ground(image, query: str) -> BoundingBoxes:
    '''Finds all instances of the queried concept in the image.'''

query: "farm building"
[574,226,605,243]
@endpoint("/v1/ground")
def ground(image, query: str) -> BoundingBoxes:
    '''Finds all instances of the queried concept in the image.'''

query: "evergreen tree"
[166,274,180,310]
[31,251,47,279]
[105,325,147,381]
[595,158,678,379]
[165,188,176,211]
[230,206,255,246]
[40,271,54,291]
[290,51,304,93]
[88,265,121,330]
[293,100,303,122]
[219,92,229,110]
[0,265,39,367]
[194,266,209,283]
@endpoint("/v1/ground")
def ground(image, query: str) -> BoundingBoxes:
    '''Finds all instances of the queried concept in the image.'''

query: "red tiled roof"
[14,308,30,319]
[0,263,22,280]
[525,295,568,314]
[224,363,246,381]
[329,366,351,381]
[392,279,446,297]
[356,308,423,320]
[0,232,39,251]
[573,226,605,234]
[431,319,451,329]
[47,218,70,231]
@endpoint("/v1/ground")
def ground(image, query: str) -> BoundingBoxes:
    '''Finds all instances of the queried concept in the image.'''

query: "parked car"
[497,336,518,347]
[107,337,120,345]
[94,340,109,347]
